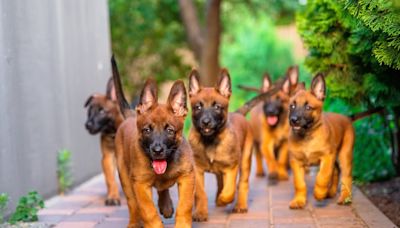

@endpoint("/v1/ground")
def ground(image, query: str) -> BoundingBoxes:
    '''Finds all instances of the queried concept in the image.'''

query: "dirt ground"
[359,177,400,226]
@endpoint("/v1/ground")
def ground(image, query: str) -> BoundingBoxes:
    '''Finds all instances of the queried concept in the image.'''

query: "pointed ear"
[282,78,290,94]
[188,69,201,96]
[136,79,158,114]
[287,66,299,87]
[217,69,232,98]
[84,93,101,107]
[311,74,326,100]
[167,80,188,117]
[261,73,272,93]
[106,78,117,101]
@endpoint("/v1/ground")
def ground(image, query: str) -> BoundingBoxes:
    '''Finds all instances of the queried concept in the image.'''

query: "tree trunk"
[393,107,400,176]
[179,0,221,86]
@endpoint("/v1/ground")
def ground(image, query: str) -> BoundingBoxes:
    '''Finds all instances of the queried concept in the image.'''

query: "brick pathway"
[37,166,396,228]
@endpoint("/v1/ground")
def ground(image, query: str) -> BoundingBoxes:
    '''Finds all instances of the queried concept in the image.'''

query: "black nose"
[151,145,164,154]
[85,121,93,129]
[290,116,299,125]
[202,117,211,126]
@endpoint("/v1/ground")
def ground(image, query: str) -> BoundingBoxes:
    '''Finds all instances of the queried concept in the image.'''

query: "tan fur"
[288,88,355,209]
[87,95,124,205]
[189,87,253,221]
[115,96,194,227]
[249,90,290,180]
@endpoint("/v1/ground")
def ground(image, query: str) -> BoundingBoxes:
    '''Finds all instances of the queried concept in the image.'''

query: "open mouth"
[266,116,279,126]
[292,125,302,131]
[152,159,167,175]
[201,127,214,135]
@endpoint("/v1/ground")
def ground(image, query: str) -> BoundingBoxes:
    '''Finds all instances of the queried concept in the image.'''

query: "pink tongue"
[152,160,167,175]
[267,116,278,126]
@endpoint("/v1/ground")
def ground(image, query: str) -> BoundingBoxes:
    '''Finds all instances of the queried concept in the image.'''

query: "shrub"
[57,149,73,195]
[8,191,44,224]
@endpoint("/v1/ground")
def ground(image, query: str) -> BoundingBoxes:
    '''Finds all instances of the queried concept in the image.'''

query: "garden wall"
[0,0,111,213]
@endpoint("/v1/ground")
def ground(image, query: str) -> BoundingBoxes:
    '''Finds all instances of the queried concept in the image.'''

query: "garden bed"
[360,177,400,226]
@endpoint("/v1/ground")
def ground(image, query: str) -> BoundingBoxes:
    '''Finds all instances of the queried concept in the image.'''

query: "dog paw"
[289,198,306,209]
[160,203,174,218]
[192,212,208,222]
[216,194,234,207]
[256,171,265,177]
[268,171,278,180]
[337,194,352,205]
[278,171,289,181]
[127,223,142,228]
[232,206,248,213]
[314,186,328,201]
[105,198,121,206]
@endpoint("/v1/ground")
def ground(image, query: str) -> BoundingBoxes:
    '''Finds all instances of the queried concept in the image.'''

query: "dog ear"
[287,65,299,87]
[105,78,117,101]
[282,78,290,94]
[189,69,201,96]
[261,73,272,93]
[84,93,101,107]
[137,79,158,114]
[311,74,326,100]
[167,80,188,117]
[217,69,232,98]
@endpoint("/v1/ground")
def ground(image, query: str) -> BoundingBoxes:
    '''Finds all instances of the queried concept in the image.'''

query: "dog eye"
[214,103,222,110]
[142,127,152,134]
[290,104,296,110]
[99,109,105,114]
[305,105,312,111]
[195,103,202,111]
[166,127,175,135]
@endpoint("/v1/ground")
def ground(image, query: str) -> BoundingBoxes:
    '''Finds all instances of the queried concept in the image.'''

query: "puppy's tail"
[111,55,133,118]
[235,78,285,116]
[349,107,384,122]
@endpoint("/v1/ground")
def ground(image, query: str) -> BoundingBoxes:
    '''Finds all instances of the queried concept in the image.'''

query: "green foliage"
[0,193,9,223]
[324,97,396,182]
[221,10,296,111]
[109,0,189,94]
[297,0,400,107]
[57,149,73,194]
[8,191,44,224]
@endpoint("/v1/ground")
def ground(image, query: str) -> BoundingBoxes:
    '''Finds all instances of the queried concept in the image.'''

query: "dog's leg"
[215,173,223,203]
[216,165,239,206]
[337,129,354,205]
[289,158,307,209]
[158,189,174,218]
[193,167,208,222]
[133,183,163,228]
[101,136,121,206]
[175,173,195,228]
[233,130,253,213]
[254,142,265,177]
[261,138,278,180]
[314,153,335,201]
[277,141,289,180]
[115,137,141,227]
[328,162,339,198]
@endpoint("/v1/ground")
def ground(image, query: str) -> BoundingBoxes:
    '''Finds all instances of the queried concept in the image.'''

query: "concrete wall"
[0,0,111,212]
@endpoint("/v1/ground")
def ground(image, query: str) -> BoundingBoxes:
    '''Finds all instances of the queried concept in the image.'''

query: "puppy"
[188,69,253,221]
[288,74,355,209]
[112,57,194,228]
[84,78,123,206]
[249,67,299,181]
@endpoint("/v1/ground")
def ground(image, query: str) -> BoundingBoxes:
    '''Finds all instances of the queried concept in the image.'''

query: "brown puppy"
[288,74,355,209]
[188,69,253,221]
[250,68,299,181]
[84,78,123,206]
[112,58,194,228]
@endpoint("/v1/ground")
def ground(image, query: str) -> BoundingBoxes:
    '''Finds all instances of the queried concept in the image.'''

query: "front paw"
[337,192,352,205]
[105,198,121,206]
[216,194,234,207]
[277,169,289,181]
[232,206,248,213]
[289,197,306,209]
[314,185,328,201]
[192,211,208,222]
[268,171,278,180]
[256,171,265,177]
